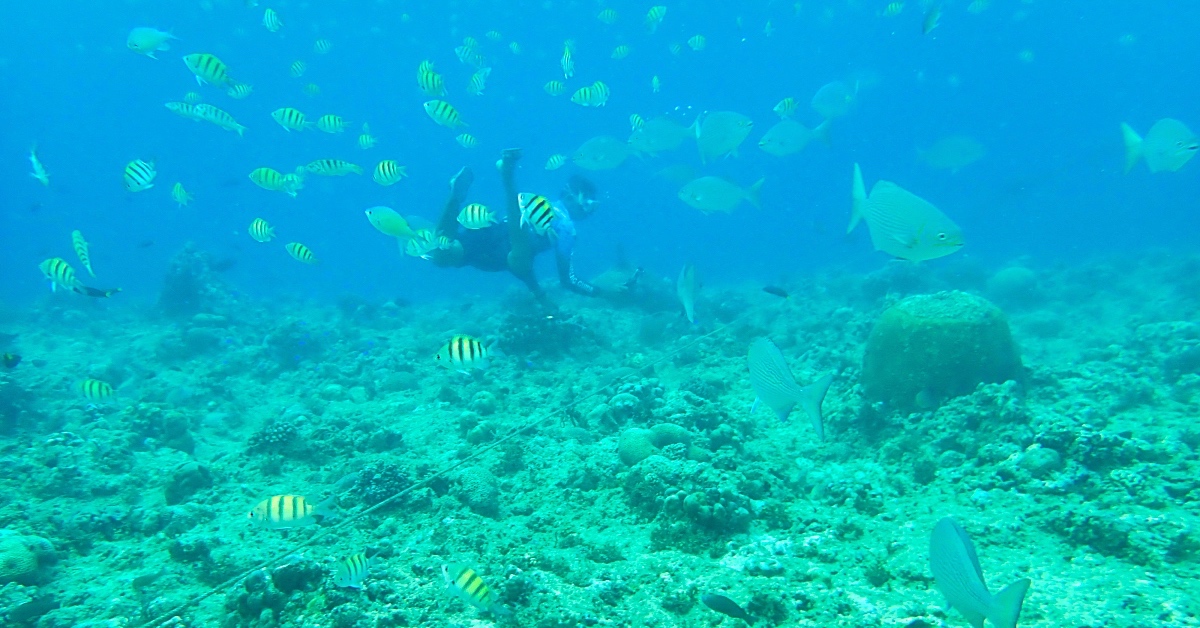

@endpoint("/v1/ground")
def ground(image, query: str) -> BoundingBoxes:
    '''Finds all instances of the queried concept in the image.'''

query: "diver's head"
[561,174,600,220]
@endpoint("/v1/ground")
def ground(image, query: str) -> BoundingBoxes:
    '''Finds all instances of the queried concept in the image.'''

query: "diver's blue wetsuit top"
[455,201,595,295]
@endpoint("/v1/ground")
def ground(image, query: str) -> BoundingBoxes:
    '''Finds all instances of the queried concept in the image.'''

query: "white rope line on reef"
[140,313,745,627]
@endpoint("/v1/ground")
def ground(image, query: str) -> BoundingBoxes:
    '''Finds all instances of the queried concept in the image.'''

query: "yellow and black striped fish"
[373,160,407,186]
[417,60,445,96]
[39,257,81,292]
[611,45,632,60]
[443,564,508,615]
[164,102,202,121]
[313,38,333,54]
[290,60,307,78]
[560,42,574,79]
[334,553,376,589]
[123,159,156,192]
[457,203,496,229]
[434,335,493,371]
[183,53,233,87]
[456,133,479,148]
[286,242,317,264]
[249,167,286,191]
[226,83,253,99]
[305,159,363,176]
[466,67,491,96]
[71,230,94,277]
[262,8,283,32]
[570,81,610,107]
[358,123,377,149]
[316,114,347,133]
[405,230,438,259]
[248,218,275,242]
[171,182,194,206]
[423,100,465,128]
[271,107,310,131]
[544,81,566,96]
[517,193,557,237]
[645,5,667,32]
[545,154,567,170]
[281,171,305,197]
[78,378,114,400]
[194,103,247,136]
[247,495,324,529]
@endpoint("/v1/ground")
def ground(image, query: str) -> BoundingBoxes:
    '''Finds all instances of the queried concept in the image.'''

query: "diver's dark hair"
[565,175,597,201]
[561,175,600,219]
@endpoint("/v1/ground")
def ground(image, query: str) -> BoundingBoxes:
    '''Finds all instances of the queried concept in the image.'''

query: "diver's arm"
[555,247,597,296]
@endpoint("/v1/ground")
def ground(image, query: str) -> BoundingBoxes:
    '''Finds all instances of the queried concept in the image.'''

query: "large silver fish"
[930,517,1030,628]
[747,338,832,440]
[692,111,754,163]
[677,264,697,323]
[849,163,963,262]
[1121,119,1197,174]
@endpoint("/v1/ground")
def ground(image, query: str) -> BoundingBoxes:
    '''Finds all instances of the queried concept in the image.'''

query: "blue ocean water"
[3,0,1197,304]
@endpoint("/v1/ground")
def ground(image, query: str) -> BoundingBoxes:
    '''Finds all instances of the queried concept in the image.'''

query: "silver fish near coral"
[747,338,832,440]
[677,263,697,323]
[930,517,1030,628]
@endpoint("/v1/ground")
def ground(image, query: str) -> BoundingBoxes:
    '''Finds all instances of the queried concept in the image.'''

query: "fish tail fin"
[813,119,832,147]
[1120,123,1142,174]
[849,163,866,233]
[747,177,765,208]
[797,374,832,441]
[987,578,1031,628]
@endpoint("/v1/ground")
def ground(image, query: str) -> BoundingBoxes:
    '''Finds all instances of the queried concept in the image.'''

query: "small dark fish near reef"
[701,593,756,624]
[762,285,790,299]
[2,353,21,369]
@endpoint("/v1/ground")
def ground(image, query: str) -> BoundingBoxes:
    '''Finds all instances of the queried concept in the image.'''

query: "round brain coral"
[0,535,40,584]
[862,291,1022,412]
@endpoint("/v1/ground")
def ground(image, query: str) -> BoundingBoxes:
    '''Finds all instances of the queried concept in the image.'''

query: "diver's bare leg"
[429,167,472,267]
[501,149,533,273]
[500,148,550,301]
[436,167,474,237]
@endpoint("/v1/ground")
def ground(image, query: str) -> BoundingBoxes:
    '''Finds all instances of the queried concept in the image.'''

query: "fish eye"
[936,232,948,241]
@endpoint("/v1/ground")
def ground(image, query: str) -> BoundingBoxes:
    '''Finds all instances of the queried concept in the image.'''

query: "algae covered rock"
[618,428,656,466]
[862,291,1021,411]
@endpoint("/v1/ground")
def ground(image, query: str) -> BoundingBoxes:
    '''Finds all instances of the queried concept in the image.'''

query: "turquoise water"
[1,1,1199,626]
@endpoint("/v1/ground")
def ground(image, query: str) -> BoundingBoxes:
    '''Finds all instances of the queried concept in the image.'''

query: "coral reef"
[861,290,1023,411]
[0,531,55,585]
[2,255,1199,627]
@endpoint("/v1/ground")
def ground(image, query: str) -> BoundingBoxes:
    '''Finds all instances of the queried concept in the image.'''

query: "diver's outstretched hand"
[449,167,474,201]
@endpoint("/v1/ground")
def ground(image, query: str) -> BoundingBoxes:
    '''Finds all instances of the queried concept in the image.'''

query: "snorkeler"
[428,148,617,301]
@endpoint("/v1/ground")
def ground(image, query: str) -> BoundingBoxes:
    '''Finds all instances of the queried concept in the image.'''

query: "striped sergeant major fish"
[247,494,334,529]
[443,564,511,616]
[434,335,497,373]
[123,159,157,192]
[516,193,557,238]
[334,552,379,589]
[39,258,82,293]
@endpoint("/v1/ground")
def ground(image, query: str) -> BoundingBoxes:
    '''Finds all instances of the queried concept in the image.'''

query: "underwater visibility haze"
[1,0,1199,626]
